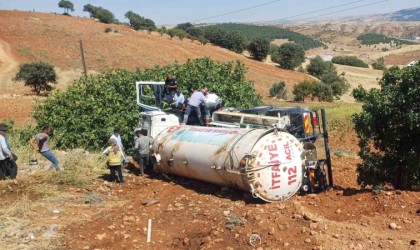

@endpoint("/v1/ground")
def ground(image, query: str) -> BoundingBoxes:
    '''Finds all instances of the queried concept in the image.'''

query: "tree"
[167,28,188,40]
[185,27,203,38]
[292,80,313,102]
[13,62,57,95]
[83,4,98,17]
[125,11,156,31]
[306,56,335,78]
[204,27,227,47]
[224,31,247,53]
[248,37,270,61]
[83,4,114,24]
[276,43,305,69]
[58,0,74,15]
[95,8,115,24]
[353,63,420,189]
[176,22,193,31]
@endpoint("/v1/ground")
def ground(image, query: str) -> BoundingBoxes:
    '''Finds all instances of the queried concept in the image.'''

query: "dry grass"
[0,147,108,249]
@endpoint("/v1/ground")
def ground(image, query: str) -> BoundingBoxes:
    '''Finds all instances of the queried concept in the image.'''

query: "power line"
[294,0,390,23]
[264,0,366,23]
[192,0,285,23]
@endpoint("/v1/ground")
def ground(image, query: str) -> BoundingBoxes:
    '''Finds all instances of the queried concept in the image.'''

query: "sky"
[0,0,419,25]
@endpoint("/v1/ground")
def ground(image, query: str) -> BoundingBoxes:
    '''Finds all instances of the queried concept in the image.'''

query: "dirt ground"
[1,131,419,250]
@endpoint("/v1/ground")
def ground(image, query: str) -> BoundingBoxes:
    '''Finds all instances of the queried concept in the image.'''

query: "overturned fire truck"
[135,82,333,202]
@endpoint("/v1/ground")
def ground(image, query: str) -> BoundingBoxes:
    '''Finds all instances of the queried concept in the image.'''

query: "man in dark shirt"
[164,74,178,95]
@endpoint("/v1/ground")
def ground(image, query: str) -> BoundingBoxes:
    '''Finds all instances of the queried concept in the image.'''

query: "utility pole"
[79,40,87,78]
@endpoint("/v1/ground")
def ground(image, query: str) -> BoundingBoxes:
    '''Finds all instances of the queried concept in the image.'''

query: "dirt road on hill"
[0,38,18,86]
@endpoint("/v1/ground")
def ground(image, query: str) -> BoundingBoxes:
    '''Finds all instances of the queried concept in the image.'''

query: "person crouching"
[103,138,124,184]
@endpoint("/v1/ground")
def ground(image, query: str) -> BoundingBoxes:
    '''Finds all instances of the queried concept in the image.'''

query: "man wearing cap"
[29,126,62,172]
[0,124,13,179]
[134,129,154,176]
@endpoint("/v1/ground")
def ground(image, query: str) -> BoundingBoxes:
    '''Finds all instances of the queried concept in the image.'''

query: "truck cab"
[138,110,180,138]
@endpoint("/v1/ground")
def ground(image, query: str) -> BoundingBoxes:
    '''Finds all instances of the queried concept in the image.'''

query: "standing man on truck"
[181,89,206,125]
[204,91,222,126]
[164,74,178,95]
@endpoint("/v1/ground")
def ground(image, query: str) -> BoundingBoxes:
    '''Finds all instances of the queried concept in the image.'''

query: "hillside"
[388,7,420,22]
[286,7,420,24]
[0,11,312,89]
[0,10,312,126]
[290,22,420,41]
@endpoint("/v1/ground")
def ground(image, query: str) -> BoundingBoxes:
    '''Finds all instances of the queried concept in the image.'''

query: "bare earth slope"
[0,10,309,97]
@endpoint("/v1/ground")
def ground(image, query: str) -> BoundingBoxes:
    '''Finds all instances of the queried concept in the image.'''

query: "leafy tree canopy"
[125,11,156,31]
[248,37,270,61]
[353,63,420,189]
[83,4,115,24]
[275,43,305,70]
[306,56,335,78]
[58,0,74,14]
[13,62,57,95]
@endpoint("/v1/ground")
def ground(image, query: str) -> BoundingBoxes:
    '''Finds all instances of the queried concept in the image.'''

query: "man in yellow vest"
[102,138,124,184]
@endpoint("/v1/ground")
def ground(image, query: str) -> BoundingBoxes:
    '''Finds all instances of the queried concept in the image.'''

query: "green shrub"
[104,27,112,33]
[372,62,387,71]
[351,85,368,102]
[269,44,280,63]
[332,56,369,68]
[269,81,287,99]
[353,63,420,189]
[292,80,313,102]
[305,56,349,99]
[311,81,333,102]
[33,58,262,150]
[297,66,305,73]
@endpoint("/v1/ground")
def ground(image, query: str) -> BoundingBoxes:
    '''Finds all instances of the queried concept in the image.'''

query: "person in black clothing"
[164,74,178,95]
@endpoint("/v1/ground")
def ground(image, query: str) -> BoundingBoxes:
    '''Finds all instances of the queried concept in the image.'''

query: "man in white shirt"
[182,90,206,125]
[110,127,126,163]
[173,87,185,108]
[204,92,222,126]
[0,124,12,179]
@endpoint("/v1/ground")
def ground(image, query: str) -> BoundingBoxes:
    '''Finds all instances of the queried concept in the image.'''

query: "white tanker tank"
[152,125,305,202]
